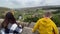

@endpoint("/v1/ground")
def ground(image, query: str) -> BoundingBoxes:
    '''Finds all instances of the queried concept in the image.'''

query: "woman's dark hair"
[1,12,17,28]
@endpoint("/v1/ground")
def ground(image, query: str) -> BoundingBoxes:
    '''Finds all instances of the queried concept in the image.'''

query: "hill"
[0,7,11,18]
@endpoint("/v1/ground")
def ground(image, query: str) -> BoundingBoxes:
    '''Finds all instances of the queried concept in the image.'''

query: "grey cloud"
[0,0,60,8]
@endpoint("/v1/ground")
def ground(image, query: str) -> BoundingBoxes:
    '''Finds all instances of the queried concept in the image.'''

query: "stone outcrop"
[21,27,60,34]
[0,20,60,34]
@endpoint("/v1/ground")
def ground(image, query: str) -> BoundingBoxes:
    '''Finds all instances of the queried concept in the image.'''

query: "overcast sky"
[0,0,60,8]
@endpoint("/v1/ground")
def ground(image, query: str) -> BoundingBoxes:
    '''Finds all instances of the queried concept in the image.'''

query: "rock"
[58,27,60,33]
[0,19,4,29]
[0,19,4,23]
[29,22,35,28]
[21,27,32,34]
[21,27,60,34]
[21,27,39,34]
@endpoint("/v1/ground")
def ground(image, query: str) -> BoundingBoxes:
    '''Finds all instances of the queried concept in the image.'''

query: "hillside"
[14,5,60,14]
[0,7,11,18]
[15,5,60,11]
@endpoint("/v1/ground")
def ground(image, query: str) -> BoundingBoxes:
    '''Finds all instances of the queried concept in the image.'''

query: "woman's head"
[5,12,16,23]
[1,12,16,28]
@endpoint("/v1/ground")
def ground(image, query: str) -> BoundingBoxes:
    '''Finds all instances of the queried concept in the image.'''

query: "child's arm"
[51,20,59,34]
[32,19,40,32]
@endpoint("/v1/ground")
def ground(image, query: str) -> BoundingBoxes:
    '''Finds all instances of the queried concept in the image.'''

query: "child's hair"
[44,12,52,17]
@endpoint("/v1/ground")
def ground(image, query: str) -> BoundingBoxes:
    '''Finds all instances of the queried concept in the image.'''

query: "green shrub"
[51,15,60,27]
[23,16,39,22]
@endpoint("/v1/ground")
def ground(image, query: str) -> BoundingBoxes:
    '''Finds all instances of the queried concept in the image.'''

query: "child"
[32,12,59,34]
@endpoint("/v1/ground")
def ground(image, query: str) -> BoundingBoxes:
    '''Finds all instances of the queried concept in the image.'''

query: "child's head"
[43,12,52,18]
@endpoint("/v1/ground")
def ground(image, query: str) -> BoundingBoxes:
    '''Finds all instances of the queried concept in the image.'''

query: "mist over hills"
[0,5,60,13]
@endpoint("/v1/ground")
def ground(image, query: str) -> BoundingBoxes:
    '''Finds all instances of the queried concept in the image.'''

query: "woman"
[32,12,59,34]
[1,12,22,34]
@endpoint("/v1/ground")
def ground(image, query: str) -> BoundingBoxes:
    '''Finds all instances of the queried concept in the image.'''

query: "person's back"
[38,18,53,34]
[1,23,22,34]
[0,12,22,34]
[32,12,59,34]
[32,17,59,34]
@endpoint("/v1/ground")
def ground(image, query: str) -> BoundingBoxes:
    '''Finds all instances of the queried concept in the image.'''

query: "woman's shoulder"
[8,23,22,30]
[8,23,18,28]
[12,23,22,28]
[11,23,23,33]
[12,23,18,27]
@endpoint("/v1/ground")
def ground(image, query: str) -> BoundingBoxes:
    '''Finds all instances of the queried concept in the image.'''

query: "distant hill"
[0,7,11,18]
[14,5,60,14]
[15,5,60,10]
[0,7,11,11]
